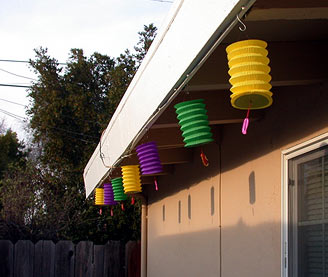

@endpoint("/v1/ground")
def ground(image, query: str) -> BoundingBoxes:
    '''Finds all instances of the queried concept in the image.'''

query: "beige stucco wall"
[147,141,221,277]
[146,83,328,277]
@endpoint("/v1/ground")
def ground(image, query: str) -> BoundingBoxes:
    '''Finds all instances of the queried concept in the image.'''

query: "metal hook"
[237,14,246,32]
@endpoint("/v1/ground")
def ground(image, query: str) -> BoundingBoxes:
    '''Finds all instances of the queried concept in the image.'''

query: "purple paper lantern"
[104,183,117,205]
[136,142,163,175]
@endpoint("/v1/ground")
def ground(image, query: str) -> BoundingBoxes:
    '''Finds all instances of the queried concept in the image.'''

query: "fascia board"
[84,0,249,197]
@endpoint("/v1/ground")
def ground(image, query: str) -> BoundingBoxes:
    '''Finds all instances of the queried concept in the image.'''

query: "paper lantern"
[226,39,272,110]
[103,183,117,205]
[95,188,104,205]
[121,165,142,194]
[136,142,163,175]
[111,177,127,201]
[174,99,214,147]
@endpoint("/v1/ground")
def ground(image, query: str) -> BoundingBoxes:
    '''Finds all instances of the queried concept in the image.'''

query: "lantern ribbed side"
[95,188,104,205]
[226,39,273,110]
[104,183,117,205]
[111,177,127,201]
[174,99,213,147]
[121,165,142,194]
[136,141,163,175]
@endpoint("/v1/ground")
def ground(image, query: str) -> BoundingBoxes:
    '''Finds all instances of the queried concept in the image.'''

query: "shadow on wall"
[147,142,220,203]
[221,83,328,172]
[249,171,256,205]
[146,82,328,202]
[147,220,280,277]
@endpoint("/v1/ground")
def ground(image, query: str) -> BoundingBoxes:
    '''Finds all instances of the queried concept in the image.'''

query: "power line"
[5,82,32,85]
[0,107,97,144]
[50,126,99,139]
[0,98,26,107]
[0,83,31,88]
[0,108,26,121]
[0,59,67,65]
[0,59,30,63]
[0,68,37,81]
[0,97,102,125]
[151,0,173,2]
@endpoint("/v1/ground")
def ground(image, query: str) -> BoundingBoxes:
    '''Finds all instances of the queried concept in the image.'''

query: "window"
[283,136,328,277]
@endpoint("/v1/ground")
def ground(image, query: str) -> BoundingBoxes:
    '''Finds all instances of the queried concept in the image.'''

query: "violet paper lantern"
[103,183,117,206]
[136,142,163,175]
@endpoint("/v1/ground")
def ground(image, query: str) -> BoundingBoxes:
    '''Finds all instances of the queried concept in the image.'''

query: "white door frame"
[281,132,328,277]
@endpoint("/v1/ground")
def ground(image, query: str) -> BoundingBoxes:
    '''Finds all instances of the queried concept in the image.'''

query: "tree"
[0,129,27,179]
[134,24,157,66]
[2,24,158,242]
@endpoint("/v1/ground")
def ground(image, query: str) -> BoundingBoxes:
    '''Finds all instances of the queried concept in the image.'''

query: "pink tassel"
[242,108,250,135]
[154,177,159,191]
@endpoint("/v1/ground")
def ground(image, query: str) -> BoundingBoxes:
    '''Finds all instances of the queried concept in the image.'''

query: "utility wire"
[0,98,26,107]
[0,108,97,144]
[0,83,31,88]
[0,97,102,126]
[0,59,29,63]
[0,68,37,81]
[0,59,67,65]
[5,82,32,85]
[0,108,25,121]
[151,0,173,2]
[50,126,99,139]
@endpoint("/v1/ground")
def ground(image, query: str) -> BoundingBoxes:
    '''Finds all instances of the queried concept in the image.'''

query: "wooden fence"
[0,240,140,277]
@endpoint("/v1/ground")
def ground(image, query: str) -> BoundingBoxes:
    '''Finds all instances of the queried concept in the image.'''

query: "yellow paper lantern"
[226,39,272,110]
[121,165,142,194]
[95,188,104,205]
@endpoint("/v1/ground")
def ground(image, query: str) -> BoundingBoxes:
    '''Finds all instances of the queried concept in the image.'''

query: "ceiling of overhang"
[108,0,328,186]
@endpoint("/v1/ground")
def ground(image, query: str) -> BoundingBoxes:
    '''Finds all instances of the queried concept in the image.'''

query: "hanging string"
[154,177,159,191]
[200,148,209,167]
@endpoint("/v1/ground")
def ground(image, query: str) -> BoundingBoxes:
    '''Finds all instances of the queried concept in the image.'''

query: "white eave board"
[84,0,252,197]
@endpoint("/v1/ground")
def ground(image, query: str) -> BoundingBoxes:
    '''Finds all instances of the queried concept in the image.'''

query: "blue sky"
[0,0,173,139]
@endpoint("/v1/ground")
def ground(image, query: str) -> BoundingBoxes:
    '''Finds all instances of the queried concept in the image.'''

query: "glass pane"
[298,157,323,223]
[298,224,323,276]
[288,147,328,277]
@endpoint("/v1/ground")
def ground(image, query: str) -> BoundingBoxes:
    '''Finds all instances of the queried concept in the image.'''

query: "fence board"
[34,240,55,277]
[0,240,13,277]
[125,241,140,277]
[104,241,124,277]
[54,241,74,277]
[75,241,93,277]
[0,240,138,277]
[14,240,34,277]
[93,245,104,277]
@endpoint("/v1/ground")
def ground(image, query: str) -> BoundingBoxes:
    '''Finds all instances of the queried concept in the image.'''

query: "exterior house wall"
[146,83,328,277]
[147,142,221,277]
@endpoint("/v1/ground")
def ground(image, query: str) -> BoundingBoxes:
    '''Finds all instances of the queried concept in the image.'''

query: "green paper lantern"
[174,99,214,147]
[111,177,127,201]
